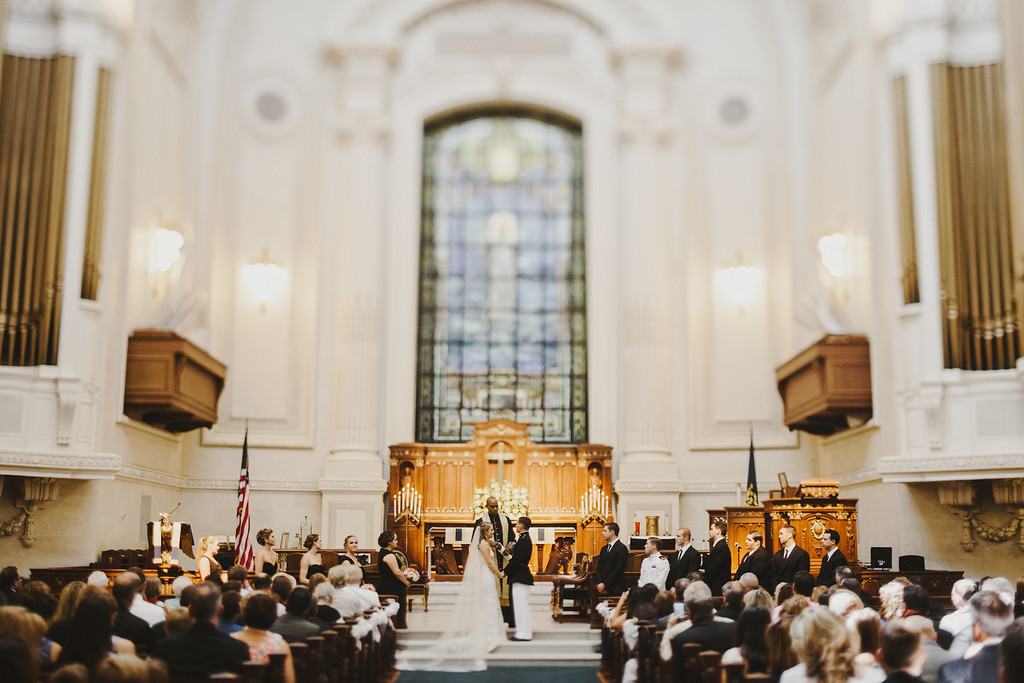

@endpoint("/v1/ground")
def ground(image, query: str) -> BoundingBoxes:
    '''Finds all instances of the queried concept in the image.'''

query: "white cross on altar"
[488,442,515,483]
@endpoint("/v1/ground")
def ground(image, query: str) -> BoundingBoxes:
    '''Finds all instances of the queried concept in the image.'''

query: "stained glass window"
[416,111,587,443]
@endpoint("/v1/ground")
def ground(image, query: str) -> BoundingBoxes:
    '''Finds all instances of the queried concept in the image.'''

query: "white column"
[611,48,685,531]
[319,46,396,547]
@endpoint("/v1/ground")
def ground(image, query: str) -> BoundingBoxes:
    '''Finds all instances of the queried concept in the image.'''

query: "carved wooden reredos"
[389,419,612,523]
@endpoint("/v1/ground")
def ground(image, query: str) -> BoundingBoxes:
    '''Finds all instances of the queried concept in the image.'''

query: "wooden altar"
[389,420,613,570]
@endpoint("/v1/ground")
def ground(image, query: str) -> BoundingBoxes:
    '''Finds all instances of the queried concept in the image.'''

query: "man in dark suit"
[150,583,249,675]
[504,516,535,641]
[879,620,927,683]
[817,528,848,587]
[111,573,152,651]
[669,581,736,678]
[717,582,745,621]
[998,618,1024,683]
[938,590,1013,683]
[772,524,810,589]
[667,527,701,588]
[734,530,771,588]
[594,522,628,597]
[703,521,731,596]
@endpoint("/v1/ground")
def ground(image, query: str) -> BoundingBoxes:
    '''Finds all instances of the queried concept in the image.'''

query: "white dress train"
[396,533,506,671]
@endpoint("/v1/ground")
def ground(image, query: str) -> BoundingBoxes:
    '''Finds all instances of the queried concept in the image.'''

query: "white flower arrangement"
[473,480,530,517]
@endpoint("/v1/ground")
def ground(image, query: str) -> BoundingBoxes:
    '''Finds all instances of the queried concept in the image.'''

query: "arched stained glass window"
[416,111,587,443]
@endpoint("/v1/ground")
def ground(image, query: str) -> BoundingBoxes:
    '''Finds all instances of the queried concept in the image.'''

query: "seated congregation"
[596,558,1024,683]
[0,544,402,683]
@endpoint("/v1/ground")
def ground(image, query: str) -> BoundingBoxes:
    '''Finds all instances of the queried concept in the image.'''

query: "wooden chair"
[551,554,591,621]
[288,642,307,683]
[240,662,267,682]
[635,621,663,683]
[722,661,745,683]
[699,651,721,683]
[320,629,338,683]
[265,652,287,683]
[682,643,702,682]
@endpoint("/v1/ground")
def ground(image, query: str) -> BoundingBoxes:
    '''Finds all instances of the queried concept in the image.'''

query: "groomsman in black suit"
[667,527,702,588]
[734,530,771,588]
[816,529,848,586]
[503,516,535,641]
[772,524,810,588]
[594,522,628,597]
[703,521,731,596]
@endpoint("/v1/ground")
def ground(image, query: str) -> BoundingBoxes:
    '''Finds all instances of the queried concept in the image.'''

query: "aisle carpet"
[395,665,599,682]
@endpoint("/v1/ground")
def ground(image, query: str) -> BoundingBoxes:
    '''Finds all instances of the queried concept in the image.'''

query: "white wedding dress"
[396,529,506,671]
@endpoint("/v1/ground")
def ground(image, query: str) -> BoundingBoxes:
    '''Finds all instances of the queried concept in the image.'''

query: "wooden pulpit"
[710,478,859,579]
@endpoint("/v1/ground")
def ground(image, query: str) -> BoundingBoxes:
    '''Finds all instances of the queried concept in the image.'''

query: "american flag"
[234,429,254,569]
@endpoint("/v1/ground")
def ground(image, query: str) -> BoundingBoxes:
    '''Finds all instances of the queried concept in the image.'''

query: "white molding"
[117,464,186,490]
[319,479,388,494]
[879,454,1024,483]
[0,450,121,479]
[185,478,321,492]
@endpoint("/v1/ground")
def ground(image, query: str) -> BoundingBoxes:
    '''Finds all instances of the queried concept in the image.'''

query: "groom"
[503,516,534,641]
[476,496,516,628]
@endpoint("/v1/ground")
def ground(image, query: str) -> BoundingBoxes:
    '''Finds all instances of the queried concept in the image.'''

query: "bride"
[396,520,507,671]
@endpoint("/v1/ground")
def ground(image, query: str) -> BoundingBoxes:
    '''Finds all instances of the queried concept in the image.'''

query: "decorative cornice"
[615,480,783,495]
[835,469,883,488]
[319,479,388,494]
[0,450,121,479]
[879,454,1024,482]
[185,479,320,492]
[118,465,186,490]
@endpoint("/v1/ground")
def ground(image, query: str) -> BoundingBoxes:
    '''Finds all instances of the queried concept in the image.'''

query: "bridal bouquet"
[472,480,530,517]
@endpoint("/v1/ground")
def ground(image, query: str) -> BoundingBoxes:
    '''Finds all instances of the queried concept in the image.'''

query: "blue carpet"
[395,665,599,682]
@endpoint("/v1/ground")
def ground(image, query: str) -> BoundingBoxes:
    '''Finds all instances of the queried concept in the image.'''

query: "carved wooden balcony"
[123,330,227,433]
[775,334,872,436]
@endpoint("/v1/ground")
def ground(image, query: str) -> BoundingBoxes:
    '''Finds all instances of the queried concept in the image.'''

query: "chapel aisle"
[396,583,600,679]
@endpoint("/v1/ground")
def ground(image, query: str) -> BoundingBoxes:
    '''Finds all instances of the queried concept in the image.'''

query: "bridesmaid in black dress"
[254,528,278,575]
[339,535,360,566]
[377,530,410,629]
[300,534,327,585]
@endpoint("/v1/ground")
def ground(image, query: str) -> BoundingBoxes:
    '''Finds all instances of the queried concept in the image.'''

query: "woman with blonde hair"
[782,608,883,683]
[0,605,60,665]
[254,529,278,575]
[197,536,223,582]
[93,654,168,683]
[47,581,86,646]
[877,580,905,621]
[826,588,863,619]
[743,587,774,610]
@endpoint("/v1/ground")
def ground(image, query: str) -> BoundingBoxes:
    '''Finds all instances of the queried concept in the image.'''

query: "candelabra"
[393,483,422,557]
[580,485,611,557]
[579,485,610,525]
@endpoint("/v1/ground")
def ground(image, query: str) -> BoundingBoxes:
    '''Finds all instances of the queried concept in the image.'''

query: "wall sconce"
[151,227,184,272]
[242,250,288,311]
[817,232,849,278]
[715,259,762,312]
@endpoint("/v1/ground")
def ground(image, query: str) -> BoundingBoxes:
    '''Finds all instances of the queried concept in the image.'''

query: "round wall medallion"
[703,81,761,142]
[241,76,302,138]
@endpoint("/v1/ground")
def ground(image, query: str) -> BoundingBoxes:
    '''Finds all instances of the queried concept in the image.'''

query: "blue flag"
[745,434,759,506]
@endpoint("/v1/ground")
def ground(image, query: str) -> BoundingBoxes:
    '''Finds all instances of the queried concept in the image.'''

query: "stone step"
[421,582,553,611]
[398,630,600,666]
